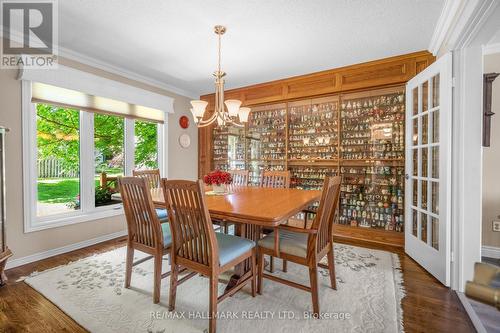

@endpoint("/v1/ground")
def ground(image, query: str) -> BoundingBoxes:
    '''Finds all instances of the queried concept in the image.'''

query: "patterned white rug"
[25,244,405,333]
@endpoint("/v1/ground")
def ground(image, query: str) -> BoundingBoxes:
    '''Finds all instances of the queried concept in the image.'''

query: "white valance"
[18,64,174,122]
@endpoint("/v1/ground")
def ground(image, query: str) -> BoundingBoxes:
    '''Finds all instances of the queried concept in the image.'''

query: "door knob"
[405,174,410,180]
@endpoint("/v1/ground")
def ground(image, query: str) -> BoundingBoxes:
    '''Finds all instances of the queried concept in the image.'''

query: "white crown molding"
[451,0,499,51]
[482,245,500,259]
[5,230,127,270]
[57,46,199,99]
[483,42,500,55]
[428,0,499,56]
[2,29,198,99]
[428,0,465,55]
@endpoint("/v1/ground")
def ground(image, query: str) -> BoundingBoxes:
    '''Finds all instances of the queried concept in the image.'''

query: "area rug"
[24,244,405,333]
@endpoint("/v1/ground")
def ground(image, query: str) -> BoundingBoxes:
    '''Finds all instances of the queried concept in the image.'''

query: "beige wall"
[482,52,500,248]
[0,55,197,261]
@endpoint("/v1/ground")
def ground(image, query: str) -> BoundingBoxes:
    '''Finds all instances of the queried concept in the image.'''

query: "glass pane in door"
[412,209,418,236]
[432,110,440,143]
[421,180,428,210]
[413,87,419,115]
[432,147,439,178]
[413,179,418,206]
[422,81,429,111]
[431,182,439,214]
[422,114,428,144]
[421,148,428,177]
[431,217,439,250]
[432,75,440,108]
[413,149,418,176]
[412,118,418,145]
[421,214,428,243]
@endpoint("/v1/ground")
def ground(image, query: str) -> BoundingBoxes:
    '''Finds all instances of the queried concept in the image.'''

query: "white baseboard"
[481,245,500,259]
[456,292,487,333]
[5,230,127,270]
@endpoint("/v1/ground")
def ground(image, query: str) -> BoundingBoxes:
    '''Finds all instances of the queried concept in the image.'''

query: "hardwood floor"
[0,237,127,333]
[335,238,476,333]
[0,236,475,333]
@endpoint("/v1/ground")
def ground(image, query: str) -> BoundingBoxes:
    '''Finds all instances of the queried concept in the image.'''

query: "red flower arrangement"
[204,170,232,186]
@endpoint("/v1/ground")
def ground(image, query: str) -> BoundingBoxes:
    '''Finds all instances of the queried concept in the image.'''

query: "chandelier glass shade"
[190,25,250,128]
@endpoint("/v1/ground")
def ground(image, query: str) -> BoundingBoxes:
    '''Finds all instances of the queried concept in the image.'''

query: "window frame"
[22,81,168,232]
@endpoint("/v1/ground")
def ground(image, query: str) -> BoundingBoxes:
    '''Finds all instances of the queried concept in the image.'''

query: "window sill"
[25,205,125,233]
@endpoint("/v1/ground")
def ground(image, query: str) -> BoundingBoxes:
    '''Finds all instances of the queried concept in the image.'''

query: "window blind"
[31,82,165,123]
[18,64,175,123]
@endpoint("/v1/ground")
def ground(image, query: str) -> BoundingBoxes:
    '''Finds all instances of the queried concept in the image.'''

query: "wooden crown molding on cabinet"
[200,50,434,108]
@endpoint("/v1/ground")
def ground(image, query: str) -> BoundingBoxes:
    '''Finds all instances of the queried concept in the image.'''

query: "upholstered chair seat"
[156,208,168,222]
[161,223,172,247]
[259,230,308,258]
[215,233,255,266]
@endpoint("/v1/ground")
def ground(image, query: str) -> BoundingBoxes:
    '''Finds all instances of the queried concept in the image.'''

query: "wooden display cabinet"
[288,96,339,162]
[247,103,287,185]
[199,51,435,247]
[290,165,339,190]
[212,125,229,171]
[339,87,405,235]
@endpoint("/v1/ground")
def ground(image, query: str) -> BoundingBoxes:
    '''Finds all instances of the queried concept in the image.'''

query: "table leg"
[224,223,261,293]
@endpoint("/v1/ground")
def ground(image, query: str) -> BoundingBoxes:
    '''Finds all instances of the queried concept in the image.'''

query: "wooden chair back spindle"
[308,176,341,255]
[229,169,249,186]
[133,169,162,189]
[260,170,291,188]
[162,179,218,267]
[118,177,163,249]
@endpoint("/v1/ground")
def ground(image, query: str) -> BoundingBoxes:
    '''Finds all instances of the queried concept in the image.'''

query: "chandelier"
[190,25,251,128]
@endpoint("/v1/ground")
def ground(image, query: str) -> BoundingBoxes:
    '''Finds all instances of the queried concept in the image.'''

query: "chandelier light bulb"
[190,100,208,119]
[225,99,242,117]
[238,107,251,123]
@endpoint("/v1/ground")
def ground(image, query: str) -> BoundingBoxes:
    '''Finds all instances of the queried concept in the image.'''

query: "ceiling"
[58,0,444,97]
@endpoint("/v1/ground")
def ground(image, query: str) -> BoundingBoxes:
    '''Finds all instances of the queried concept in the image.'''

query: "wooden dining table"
[149,185,321,226]
[115,185,322,291]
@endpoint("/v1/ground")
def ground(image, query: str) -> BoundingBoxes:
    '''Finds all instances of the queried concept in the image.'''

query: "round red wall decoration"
[179,116,189,129]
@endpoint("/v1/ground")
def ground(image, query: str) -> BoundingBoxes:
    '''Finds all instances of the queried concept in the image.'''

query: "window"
[36,104,81,217]
[134,120,159,169]
[23,82,167,232]
[94,114,125,208]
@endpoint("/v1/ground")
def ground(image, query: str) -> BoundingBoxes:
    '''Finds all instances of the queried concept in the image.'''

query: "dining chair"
[133,168,161,188]
[162,179,257,333]
[260,170,290,188]
[118,176,172,304]
[229,169,249,186]
[215,170,250,234]
[133,169,168,222]
[257,176,341,315]
[260,170,290,272]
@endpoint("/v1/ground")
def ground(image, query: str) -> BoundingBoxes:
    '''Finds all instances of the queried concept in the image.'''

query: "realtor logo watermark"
[1,0,58,68]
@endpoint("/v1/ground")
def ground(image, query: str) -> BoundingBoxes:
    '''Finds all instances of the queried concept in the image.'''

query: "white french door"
[405,53,452,286]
